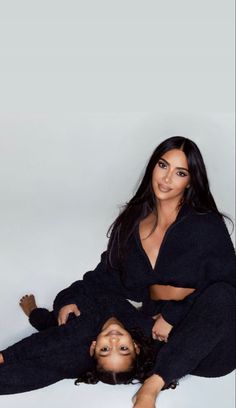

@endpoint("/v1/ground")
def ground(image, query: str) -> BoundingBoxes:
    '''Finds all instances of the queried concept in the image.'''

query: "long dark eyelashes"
[178,171,188,177]
[158,160,166,168]
[158,160,188,177]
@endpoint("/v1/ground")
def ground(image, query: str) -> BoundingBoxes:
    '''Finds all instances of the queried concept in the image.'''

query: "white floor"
[0,372,235,408]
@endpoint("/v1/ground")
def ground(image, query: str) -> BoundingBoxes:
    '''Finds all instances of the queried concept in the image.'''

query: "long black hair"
[75,328,156,385]
[106,136,229,266]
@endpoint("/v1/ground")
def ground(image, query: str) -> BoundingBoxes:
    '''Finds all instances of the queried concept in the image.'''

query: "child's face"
[90,323,140,372]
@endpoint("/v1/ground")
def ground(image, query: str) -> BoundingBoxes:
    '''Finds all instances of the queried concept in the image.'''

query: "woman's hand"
[58,304,81,326]
[152,314,173,342]
[132,375,165,408]
[0,353,4,364]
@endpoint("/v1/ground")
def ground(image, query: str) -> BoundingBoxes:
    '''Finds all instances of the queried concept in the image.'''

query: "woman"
[54,136,236,407]
[0,291,155,394]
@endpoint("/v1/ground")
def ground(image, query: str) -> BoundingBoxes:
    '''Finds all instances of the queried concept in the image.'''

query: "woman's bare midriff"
[150,284,195,301]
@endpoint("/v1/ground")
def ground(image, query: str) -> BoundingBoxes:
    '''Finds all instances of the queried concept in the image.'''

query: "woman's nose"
[163,171,171,183]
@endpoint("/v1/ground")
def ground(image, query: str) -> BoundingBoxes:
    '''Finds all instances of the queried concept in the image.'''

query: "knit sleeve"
[160,215,236,327]
[53,251,107,315]
[53,251,128,316]
[160,289,201,326]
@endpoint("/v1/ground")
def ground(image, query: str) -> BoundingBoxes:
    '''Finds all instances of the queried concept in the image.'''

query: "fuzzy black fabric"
[152,282,236,383]
[1,204,235,394]
[0,294,153,395]
[52,204,236,384]
[54,204,236,327]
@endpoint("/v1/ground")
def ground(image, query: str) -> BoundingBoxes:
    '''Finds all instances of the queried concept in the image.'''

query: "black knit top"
[54,204,236,327]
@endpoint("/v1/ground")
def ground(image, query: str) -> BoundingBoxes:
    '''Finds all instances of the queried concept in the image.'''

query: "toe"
[20,295,29,303]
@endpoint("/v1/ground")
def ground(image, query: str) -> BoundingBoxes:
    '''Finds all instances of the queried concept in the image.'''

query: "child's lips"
[106,330,123,336]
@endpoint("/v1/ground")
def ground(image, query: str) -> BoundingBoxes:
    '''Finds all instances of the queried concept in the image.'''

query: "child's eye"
[120,346,128,351]
[100,347,109,352]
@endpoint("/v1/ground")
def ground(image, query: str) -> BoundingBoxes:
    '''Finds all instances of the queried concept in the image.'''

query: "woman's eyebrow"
[159,157,189,172]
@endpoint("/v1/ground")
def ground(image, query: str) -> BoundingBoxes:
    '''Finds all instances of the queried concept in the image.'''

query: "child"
[0,292,155,395]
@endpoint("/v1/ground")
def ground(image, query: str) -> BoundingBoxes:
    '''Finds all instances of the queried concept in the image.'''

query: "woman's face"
[152,149,191,205]
[90,323,140,373]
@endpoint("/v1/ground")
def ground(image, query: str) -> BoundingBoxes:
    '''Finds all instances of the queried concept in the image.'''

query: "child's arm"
[57,304,81,325]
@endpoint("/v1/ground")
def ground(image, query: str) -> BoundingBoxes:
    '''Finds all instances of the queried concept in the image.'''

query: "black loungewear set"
[0,204,235,394]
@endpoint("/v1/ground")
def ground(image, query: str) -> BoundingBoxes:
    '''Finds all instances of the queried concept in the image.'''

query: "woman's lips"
[158,184,172,192]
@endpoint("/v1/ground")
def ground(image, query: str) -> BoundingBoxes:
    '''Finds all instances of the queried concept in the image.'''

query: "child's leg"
[0,357,64,394]
[0,318,94,394]
[20,294,57,331]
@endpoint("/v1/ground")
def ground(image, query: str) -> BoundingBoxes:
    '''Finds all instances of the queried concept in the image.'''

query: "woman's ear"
[133,342,141,355]
[89,341,96,356]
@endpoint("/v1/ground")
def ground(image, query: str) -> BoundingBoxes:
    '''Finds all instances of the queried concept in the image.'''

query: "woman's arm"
[53,251,109,315]
[160,289,203,327]
[53,251,131,316]
[149,286,197,334]
[132,374,165,408]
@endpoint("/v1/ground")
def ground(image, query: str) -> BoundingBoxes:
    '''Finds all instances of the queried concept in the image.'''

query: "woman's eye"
[120,346,129,351]
[177,171,188,177]
[158,160,166,169]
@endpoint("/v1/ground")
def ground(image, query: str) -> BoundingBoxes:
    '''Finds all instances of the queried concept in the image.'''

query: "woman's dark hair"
[75,328,155,385]
[106,136,231,266]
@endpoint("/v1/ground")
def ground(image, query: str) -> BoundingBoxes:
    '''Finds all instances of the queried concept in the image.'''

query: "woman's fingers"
[0,353,4,364]
[152,331,168,342]
[58,311,69,326]
[74,305,81,317]
[152,313,161,321]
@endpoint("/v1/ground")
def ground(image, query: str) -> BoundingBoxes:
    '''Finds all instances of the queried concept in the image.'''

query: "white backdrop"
[0,1,235,407]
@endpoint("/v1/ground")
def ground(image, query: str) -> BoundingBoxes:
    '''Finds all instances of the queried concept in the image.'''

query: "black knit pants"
[153,283,236,385]
[0,311,93,395]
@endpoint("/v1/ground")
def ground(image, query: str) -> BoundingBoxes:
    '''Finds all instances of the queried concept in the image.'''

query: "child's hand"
[152,314,173,342]
[58,304,81,325]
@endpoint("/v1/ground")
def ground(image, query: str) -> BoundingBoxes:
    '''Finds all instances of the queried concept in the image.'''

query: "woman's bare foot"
[19,294,37,317]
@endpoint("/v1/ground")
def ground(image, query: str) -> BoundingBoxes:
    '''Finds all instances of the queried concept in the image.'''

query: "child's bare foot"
[19,294,37,317]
